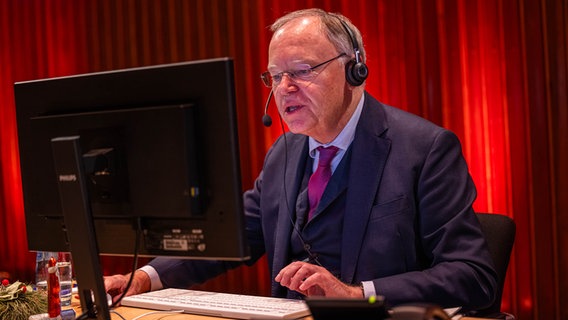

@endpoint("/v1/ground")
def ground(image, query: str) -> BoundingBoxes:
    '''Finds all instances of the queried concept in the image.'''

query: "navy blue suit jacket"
[149,92,497,311]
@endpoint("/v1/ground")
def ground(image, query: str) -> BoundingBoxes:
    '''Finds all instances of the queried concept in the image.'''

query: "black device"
[307,297,451,320]
[15,58,250,319]
[306,296,390,320]
[339,19,368,86]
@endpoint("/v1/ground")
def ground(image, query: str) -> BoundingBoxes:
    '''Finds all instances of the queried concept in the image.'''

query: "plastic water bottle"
[56,253,73,306]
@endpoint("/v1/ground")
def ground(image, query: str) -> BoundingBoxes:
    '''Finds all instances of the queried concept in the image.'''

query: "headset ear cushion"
[353,62,369,82]
[345,60,368,86]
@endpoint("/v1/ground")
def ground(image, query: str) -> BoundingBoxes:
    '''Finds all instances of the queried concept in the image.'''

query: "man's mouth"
[285,105,303,113]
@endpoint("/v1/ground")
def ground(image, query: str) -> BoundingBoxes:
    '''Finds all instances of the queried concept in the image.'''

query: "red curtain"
[1,1,566,319]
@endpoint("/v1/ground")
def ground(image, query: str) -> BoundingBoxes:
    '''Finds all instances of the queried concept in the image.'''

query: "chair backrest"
[475,213,516,316]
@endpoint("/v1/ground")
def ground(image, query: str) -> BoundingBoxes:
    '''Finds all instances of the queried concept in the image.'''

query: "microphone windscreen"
[262,114,273,127]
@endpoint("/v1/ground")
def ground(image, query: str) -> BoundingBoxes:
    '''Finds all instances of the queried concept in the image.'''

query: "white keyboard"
[121,288,311,319]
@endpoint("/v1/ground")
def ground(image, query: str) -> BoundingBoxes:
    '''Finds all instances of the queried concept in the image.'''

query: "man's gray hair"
[270,8,366,63]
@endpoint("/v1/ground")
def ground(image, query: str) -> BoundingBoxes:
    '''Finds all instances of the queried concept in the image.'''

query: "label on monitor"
[145,228,206,253]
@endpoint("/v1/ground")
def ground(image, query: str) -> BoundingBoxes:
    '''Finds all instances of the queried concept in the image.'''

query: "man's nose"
[276,73,298,92]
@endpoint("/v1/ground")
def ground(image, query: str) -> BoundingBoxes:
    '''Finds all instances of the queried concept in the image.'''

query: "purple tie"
[308,146,339,220]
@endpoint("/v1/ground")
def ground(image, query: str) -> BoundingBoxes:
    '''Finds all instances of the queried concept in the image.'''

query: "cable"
[278,114,323,268]
[75,217,142,320]
[110,217,142,309]
[131,310,184,320]
[109,310,127,320]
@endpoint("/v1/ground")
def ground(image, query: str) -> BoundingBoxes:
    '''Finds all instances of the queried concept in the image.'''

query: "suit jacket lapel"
[341,95,391,284]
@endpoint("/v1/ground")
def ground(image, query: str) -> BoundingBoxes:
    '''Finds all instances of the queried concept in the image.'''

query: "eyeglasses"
[261,53,346,88]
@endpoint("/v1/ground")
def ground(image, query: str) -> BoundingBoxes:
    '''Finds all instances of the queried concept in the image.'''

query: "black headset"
[339,19,369,86]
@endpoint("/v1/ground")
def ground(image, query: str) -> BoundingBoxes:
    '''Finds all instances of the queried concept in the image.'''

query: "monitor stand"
[51,136,111,320]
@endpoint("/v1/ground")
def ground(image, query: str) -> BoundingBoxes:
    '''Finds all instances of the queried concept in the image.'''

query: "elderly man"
[105,8,497,312]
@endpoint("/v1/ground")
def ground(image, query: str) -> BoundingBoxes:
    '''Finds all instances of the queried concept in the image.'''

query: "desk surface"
[109,306,493,320]
[69,298,494,320]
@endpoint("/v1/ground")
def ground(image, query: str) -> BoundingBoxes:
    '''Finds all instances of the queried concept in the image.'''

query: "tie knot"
[317,146,339,167]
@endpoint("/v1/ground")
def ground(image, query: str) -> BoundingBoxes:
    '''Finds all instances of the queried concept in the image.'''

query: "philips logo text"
[58,174,77,182]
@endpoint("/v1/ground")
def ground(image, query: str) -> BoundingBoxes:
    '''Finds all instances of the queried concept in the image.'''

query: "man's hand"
[104,270,151,304]
[275,261,363,298]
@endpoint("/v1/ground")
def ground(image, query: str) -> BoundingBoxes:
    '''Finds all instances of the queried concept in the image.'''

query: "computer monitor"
[14,58,250,319]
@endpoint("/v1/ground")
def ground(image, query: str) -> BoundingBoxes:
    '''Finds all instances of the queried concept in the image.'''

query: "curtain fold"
[1,1,566,319]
